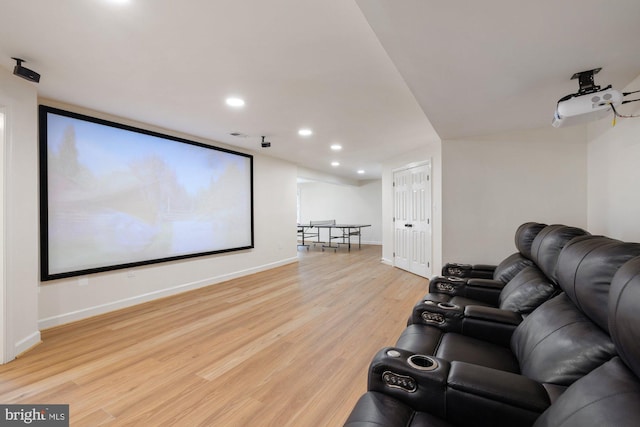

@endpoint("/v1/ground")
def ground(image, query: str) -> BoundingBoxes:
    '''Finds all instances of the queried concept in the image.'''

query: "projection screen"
[39,105,254,281]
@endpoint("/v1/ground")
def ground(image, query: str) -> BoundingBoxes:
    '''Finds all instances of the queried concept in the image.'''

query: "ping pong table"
[297,221,371,251]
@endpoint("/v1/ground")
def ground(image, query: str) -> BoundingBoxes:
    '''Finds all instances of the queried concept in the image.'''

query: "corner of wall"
[0,66,41,362]
[586,73,640,241]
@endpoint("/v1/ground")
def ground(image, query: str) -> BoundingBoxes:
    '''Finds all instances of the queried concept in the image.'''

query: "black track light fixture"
[12,57,40,83]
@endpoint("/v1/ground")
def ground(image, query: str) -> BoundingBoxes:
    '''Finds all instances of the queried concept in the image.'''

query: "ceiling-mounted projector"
[552,88,623,127]
[552,68,621,128]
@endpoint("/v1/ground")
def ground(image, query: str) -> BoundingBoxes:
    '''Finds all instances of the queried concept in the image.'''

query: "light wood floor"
[0,245,428,426]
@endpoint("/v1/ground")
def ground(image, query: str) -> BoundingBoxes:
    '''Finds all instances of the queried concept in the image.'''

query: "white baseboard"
[14,331,42,358]
[297,240,381,246]
[38,257,299,330]
[380,257,393,266]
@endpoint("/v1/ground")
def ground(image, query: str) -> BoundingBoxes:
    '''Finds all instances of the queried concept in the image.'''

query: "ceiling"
[356,0,640,140]
[1,1,639,181]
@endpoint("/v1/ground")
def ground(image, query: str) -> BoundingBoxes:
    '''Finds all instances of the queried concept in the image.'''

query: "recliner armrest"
[367,348,550,427]
[428,276,503,305]
[408,298,464,331]
[466,278,505,290]
[445,361,550,427]
[367,347,450,417]
[442,263,495,279]
[461,306,522,346]
[472,264,497,272]
[464,305,523,325]
[429,275,468,294]
[461,279,504,305]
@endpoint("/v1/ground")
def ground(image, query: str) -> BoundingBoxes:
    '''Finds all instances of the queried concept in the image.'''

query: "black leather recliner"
[396,237,640,379]
[396,236,637,381]
[415,225,589,322]
[439,222,547,280]
[344,255,640,427]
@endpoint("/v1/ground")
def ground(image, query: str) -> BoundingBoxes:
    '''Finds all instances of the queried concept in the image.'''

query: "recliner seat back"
[511,236,640,385]
[528,225,590,284]
[533,256,640,426]
[497,266,557,315]
[492,225,590,315]
[556,238,640,334]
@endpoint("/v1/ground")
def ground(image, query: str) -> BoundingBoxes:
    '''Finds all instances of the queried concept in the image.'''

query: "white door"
[393,162,431,277]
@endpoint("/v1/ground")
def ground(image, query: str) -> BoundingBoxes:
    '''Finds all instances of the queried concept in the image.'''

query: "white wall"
[0,66,41,360]
[298,179,382,244]
[0,107,3,361]
[34,101,299,329]
[381,142,443,273]
[298,167,359,186]
[441,126,588,266]
[587,73,640,242]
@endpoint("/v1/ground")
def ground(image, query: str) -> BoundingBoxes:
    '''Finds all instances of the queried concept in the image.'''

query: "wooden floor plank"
[0,245,428,426]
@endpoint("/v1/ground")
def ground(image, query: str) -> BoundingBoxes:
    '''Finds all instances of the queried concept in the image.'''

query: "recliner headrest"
[492,253,534,283]
[530,225,590,283]
[609,256,640,378]
[490,223,549,283]
[556,236,640,332]
[514,222,547,260]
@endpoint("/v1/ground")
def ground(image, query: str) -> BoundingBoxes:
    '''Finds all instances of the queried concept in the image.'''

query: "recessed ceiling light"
[357,170,365,174]
[298,128,313,137]
[331,161,340,167]
[225,97,245,108]
[330,144,342,151]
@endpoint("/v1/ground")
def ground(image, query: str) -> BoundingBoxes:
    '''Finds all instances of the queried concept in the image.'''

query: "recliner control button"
[436,282,455,292]
[421,311,445,325]
[386,349,401,358]
[382,371,417,392]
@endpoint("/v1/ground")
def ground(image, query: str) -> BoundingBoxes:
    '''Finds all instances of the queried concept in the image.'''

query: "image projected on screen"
[40,106,253,280]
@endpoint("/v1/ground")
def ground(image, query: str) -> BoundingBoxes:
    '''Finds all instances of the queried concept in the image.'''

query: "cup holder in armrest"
[422,300,460,310]
[407,354,439,371]
[437,302,459,310]
[445,276,465,282]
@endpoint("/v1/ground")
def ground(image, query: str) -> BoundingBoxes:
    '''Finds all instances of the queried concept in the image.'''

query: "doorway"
[393,161,432,277]
[0,108,5,362]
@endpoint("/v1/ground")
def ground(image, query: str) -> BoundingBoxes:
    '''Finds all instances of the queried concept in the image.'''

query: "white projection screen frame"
[39,105,254,281]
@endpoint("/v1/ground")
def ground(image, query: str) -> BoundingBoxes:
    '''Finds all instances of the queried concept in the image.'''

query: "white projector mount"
[552,68,622,127]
